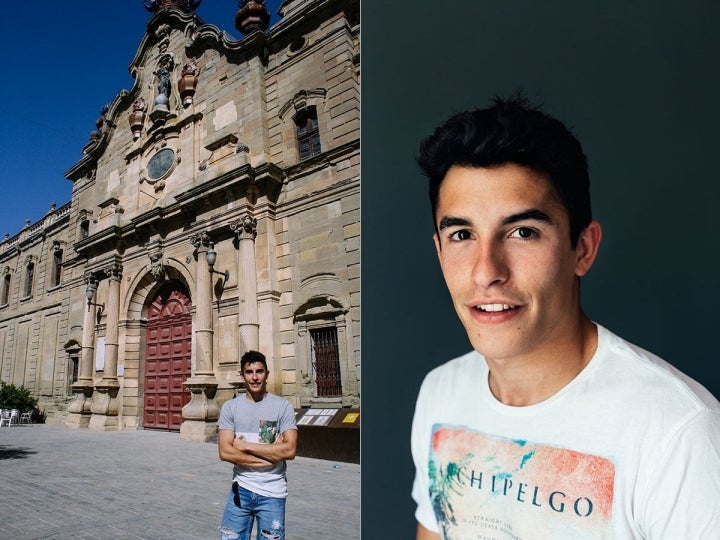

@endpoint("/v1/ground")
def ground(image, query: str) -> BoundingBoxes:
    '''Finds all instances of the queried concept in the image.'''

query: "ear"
[433,232,447,273]
[575,221,602,277]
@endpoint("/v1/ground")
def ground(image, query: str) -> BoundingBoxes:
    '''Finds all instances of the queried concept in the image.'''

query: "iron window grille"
[310,327,342,397]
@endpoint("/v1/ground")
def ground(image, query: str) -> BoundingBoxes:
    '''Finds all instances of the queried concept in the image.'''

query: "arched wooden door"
[143,284,192,431]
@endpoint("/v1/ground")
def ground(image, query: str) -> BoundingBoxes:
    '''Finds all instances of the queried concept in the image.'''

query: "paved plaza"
[0,424,359,539]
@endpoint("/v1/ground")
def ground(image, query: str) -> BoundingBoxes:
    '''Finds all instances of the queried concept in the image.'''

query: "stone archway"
[143,282,192,431]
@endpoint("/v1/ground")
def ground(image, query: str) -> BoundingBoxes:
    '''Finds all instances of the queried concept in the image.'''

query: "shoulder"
[597,325,720,414]
[414,350,485,411]
[420,350,486,388]
[219,395,239,415]
[220,395,237,409]
[265,392,295,410]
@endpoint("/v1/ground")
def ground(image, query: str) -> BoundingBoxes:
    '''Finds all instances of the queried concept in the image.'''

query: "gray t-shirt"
[218,392,297,498]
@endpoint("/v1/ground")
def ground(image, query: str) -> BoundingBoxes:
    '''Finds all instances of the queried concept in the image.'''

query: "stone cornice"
[84,253,123,281]
[72,160,283,260]
[174,161,285,206]
[283,139,358,178]
[73,226,123,259]
[0,203,72,263]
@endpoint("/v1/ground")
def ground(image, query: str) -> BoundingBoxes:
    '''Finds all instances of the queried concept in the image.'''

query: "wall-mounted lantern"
[206,242,229,284]
[85,279,105,313]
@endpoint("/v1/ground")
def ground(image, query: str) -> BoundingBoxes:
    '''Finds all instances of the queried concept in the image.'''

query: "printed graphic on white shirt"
[428,424,615,539]
[258,419,278,443]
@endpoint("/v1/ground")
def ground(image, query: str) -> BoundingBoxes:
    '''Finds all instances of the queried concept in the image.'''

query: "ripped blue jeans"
[220,482,286,540]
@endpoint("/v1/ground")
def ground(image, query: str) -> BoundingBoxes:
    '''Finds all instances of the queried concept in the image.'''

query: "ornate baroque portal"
[143,283,192,431]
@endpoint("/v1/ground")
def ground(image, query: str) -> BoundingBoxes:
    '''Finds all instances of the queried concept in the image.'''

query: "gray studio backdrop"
[362,0,720,536]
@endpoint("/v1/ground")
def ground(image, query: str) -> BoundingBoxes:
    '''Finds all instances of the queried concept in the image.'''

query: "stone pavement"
[0,424,359,539]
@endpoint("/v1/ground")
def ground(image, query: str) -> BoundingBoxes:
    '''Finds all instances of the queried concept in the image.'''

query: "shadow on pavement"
[0,445,37,460]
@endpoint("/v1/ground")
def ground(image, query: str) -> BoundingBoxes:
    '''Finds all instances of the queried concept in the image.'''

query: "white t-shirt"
[218,392,297,498]
[411,325,720,539]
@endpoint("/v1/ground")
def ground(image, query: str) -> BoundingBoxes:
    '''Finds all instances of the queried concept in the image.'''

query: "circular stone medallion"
[147,148,176,180]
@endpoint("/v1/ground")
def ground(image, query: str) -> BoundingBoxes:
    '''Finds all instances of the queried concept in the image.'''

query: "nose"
[470,240,508,287]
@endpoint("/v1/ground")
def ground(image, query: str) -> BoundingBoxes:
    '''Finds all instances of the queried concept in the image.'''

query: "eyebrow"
[500,209,554,227]
[438,209,554,231]
[437,216,471,230]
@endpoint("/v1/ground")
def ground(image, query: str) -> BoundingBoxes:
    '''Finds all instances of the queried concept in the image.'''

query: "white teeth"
[476,303,513,312]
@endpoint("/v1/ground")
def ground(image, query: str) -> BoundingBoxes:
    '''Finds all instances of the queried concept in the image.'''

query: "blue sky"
[0,1,282,238]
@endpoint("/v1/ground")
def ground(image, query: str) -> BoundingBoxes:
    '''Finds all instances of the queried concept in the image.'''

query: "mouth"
[474,303,517,313]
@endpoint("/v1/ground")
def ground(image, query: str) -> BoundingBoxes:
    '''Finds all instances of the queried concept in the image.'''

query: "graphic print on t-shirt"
[258,419,278,443]
[429,425,615,539]
[237,420,279,444]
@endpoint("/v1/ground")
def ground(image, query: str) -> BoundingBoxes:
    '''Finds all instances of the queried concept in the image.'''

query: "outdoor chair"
[0,409,9,427]
[9,409,19,426]
[19,411,32,425]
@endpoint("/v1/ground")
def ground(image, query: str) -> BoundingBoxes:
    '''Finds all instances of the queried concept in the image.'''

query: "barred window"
[52,249,63,287]
[310,327,342,397]
[67,354,79,394]
[1,274,9,305]
[24,262,34,298]
[295,107,321,161]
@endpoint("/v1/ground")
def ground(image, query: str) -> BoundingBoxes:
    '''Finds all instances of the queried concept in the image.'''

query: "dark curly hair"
[417,94,592,247]
[240,350,268,371]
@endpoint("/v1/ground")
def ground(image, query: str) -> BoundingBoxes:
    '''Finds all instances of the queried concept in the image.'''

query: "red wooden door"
[144,286,192,431]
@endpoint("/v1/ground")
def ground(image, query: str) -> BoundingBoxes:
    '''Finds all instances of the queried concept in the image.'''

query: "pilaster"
[89,262,122,431]
[66,272,100,429]
[181,231,220,441]
[231,214,259,356]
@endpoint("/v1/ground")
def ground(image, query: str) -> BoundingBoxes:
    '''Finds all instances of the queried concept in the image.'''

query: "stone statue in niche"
[154,55,174,113]
[157,64,171,99]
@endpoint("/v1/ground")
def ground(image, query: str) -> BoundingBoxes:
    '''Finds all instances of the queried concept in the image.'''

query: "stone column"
[231,215,259,355]
[181,231,219,442]
[89,262,122,431]
[67,273,99,429]
[191,232,214,375]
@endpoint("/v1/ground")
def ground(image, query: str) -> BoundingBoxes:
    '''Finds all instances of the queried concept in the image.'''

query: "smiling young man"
[218,350,298,540]
[411,97,720,539]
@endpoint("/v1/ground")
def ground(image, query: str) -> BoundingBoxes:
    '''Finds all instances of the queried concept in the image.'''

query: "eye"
[510,227,538,239]
[448,229,472,241]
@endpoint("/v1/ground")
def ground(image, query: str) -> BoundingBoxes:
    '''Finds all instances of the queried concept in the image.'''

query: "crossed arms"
[218,428,298,468]
[416,523,441,540]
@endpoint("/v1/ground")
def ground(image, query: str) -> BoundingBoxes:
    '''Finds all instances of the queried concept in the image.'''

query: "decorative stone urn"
[178,62,200,107]
[128,98,147,140]
[235,0,270,35]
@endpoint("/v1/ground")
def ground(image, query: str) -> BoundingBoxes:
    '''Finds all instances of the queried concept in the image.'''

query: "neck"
[487,317,598,407]
[245,389,267,403]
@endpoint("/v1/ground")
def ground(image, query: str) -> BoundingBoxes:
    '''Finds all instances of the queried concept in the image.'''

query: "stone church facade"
[0,0,359,441]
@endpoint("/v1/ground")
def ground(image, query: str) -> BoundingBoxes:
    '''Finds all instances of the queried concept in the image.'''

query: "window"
[310,327,342,397]
[52,249,63,287]
[67,354,79,394]
[1,274,9,305]
[295,107,321,161]
[24,262,34,298]
[80,220,89,240]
